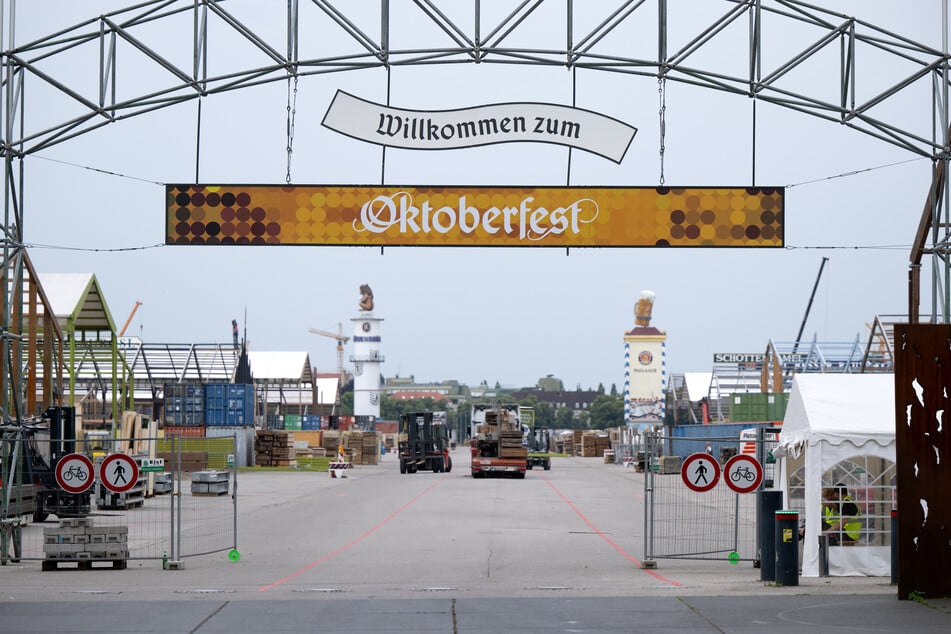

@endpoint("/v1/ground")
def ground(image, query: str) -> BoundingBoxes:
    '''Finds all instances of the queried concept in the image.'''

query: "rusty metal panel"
[894,324,951,599]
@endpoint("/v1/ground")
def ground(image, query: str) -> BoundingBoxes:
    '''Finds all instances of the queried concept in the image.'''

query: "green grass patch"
[238,456,331,473]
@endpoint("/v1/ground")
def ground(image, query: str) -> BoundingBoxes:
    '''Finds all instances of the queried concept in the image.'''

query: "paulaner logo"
[353,192,599,241]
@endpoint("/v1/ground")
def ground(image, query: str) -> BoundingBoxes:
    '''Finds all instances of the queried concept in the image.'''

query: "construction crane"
[119,301,143,337]
[308,323,350,381]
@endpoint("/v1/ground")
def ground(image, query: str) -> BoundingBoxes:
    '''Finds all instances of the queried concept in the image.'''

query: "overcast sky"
[13,1,943,391]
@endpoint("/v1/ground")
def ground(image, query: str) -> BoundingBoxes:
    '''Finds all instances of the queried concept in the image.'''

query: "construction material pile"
[254,430,296,467]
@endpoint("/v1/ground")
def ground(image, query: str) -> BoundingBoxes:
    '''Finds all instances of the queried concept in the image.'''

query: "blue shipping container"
[302,414,322,430]
[204,384,256,426]
[164,384,204,426]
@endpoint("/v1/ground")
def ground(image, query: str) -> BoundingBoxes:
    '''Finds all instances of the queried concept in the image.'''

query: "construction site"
[2,2,951,622]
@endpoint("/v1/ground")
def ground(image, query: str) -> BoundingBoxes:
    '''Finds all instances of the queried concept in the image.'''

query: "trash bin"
[774,510,799,586]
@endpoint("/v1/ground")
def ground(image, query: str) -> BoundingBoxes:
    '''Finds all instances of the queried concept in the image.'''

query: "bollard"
[891,510,898,585]
[818,534,830,577]
[774,510,799,586]
[758,490,783,581]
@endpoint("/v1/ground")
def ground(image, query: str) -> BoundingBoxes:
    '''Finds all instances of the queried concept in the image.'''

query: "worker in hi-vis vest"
[822,484,862,545]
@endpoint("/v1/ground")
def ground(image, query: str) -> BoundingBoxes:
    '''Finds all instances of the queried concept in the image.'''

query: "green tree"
[340,391,353,416]
[555,406,577,429]
[587,394,624,430]
[597,382,605,394]
[610,383,618,397]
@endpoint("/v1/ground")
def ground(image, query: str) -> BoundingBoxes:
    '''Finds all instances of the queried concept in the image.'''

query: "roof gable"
[39,272,116,333]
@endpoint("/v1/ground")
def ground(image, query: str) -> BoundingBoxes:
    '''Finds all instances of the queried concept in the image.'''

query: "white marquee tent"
[775,373,896,577]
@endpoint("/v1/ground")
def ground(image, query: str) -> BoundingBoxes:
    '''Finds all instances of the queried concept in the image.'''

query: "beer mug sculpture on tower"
[635,290,655,327]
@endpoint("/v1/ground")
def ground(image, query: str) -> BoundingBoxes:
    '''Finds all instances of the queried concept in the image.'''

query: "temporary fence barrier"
[1,433,237,568]
[640,430,768,565]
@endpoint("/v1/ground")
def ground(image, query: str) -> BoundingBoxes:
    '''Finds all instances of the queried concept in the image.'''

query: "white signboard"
[322,90,638,163]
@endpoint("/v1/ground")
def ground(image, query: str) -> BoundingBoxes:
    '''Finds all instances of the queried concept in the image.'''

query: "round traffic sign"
[55,453,94,494]
[723,453,763,494]
[681,452,721,493]
[99,453,139,493]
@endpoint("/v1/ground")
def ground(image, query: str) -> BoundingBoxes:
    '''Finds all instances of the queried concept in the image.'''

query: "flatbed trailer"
[470,455,527,478]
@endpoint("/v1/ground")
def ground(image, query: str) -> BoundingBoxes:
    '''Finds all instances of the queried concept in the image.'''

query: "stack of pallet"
[499,430,527,459]
[559,434,574,456]
[344,432,364,465]
[581,432,611,457]
[360,431,381,465]
[657,455,683,474]
[42,517,128,570]
[573,430,584,456]
[255,430,297,467]
[322,430,342,457]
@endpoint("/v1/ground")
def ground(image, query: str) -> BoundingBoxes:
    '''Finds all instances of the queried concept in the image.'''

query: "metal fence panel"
[643,430,766,563]
[1,435,236,564]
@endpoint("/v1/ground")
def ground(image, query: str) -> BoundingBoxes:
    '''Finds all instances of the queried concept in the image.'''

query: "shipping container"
[669,421,780,458]
[266,415,284,430]
[284,414,302,431]
[164,383,205,426]
[729,392,789,422]
[204,383,255,426]
[162,425,206,439]
[302,414,321,430]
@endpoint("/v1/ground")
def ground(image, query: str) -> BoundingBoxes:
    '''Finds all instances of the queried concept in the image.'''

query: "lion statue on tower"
[358,284,374,312]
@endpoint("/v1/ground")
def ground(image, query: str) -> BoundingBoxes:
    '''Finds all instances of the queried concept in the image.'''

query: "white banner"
[322,90,637,163]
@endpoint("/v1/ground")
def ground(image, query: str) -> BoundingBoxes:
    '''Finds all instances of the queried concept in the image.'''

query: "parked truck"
[398,412,452,474]
[470,404,527,478]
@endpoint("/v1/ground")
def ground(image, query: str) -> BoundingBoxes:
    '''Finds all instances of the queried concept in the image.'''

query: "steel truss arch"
[1,0,951,421]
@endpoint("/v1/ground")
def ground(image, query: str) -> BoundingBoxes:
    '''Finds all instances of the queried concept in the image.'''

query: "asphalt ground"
[1,448,949,633]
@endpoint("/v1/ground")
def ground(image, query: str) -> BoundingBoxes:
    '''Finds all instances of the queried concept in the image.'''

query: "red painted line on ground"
[258,477,446,592]
[542,476,681,587]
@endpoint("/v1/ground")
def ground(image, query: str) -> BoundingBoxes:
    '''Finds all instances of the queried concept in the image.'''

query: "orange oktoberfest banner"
[166,185,783,247]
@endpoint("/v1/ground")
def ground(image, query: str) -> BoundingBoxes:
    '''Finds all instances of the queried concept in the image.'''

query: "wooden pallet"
[42,559,128,571]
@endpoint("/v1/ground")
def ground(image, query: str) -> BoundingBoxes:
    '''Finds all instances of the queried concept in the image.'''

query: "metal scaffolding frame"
[2,0,951,422]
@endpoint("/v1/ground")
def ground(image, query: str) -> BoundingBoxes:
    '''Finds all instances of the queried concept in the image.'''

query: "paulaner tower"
[351,284,384,424]
[623,290,667,427]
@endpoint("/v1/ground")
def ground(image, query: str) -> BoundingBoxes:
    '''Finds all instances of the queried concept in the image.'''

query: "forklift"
[398,412,452,474]
[1,406,91,523]
[525,426,552,470]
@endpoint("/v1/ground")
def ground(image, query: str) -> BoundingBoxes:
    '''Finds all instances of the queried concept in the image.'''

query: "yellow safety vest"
[824,495,862,542]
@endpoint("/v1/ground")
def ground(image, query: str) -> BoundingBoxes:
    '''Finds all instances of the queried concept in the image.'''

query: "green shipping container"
[284,414,302,430]
[730,392,788,422]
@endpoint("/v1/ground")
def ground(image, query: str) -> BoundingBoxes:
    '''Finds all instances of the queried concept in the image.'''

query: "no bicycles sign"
[723,454,763,494]
[55,453,94,494]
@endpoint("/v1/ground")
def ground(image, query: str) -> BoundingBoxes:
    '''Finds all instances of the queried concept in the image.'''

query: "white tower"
[623,290,667,427]
[351,284,383,422]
